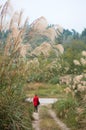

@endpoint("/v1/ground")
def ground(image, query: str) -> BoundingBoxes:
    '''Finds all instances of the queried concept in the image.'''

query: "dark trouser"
[34,105,38,112]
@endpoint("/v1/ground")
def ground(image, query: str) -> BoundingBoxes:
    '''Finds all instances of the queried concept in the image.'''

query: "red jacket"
[33,95,39,106]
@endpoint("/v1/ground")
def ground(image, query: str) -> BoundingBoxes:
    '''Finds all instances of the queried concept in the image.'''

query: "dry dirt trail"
[32,103,71,130]
[32,112,40,130]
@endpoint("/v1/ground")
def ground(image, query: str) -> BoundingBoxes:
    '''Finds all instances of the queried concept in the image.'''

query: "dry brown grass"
[0,1,33,130]
[0,0,28,57]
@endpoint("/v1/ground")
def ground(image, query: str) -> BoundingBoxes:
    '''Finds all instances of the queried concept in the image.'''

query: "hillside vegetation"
[0,0,86,130]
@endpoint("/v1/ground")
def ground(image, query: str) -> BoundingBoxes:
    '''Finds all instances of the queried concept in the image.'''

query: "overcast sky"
[1,0,86,33]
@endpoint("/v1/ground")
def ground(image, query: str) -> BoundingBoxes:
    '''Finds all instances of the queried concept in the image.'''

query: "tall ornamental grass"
[0,1,33,130]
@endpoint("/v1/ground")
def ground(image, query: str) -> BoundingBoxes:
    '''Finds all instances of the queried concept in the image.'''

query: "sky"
[0,0,86,33]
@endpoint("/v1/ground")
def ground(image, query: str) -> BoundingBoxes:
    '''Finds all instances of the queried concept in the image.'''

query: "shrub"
[0,56,33,130]
[0,89,33,130]
[53,96,79,129]
[49,76,59,84]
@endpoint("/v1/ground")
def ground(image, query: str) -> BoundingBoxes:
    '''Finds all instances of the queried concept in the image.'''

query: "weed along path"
[26,98,71,130]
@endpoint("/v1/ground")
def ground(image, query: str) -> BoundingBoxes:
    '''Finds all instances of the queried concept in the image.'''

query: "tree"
[72,29,80,39]
[81,28,86,43]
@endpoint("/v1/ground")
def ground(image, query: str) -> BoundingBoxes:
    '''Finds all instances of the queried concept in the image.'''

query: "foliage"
[0,1,86,130]
[24,26,50,49]
[81,28,86,43]
[0,90,33,130]
[49,76,59,84]
[25,83,64,98]
[0,54,33,130]
[0,1,33,130]
[53,96,79,129]
[62,40,86,74]
[56,28,86,44]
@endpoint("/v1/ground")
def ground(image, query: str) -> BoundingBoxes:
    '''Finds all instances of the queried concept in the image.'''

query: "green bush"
[49,76,59,84]
[0,55,33,130]
[28,73,45,82]
[54,96,78,115]
[65,108,78,129]
[53,96,79,129]
[0,84,33,130]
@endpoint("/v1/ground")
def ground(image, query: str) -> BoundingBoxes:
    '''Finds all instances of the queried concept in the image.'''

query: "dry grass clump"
[0,0,28,56]
[0,1,33,130]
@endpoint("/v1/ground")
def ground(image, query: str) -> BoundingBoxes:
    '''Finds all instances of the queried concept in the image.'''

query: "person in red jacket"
[33,94,40,112]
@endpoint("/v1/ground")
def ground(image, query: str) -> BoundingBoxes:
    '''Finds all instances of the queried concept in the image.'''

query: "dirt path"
[48,109,70,130]
[32,112,39,130]
[32,104,71,130]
